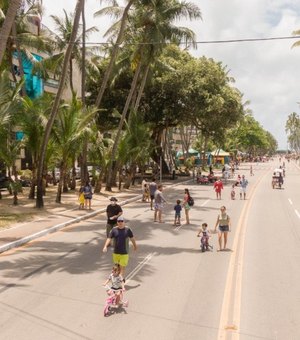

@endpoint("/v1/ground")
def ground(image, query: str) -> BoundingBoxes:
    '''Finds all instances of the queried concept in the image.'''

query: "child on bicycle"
[103,264,125,306]
[197,223,212,250]
[173,199,182,226]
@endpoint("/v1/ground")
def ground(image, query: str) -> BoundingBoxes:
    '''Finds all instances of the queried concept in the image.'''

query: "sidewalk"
[0,177,192,254]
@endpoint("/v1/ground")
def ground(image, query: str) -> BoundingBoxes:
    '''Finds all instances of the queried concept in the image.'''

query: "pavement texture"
[0,176,196,254]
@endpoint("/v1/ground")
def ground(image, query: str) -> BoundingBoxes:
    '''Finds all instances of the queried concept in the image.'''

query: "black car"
[0,174,10,189]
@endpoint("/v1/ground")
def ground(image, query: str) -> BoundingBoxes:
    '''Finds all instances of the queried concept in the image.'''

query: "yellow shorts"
[113,253,129,267]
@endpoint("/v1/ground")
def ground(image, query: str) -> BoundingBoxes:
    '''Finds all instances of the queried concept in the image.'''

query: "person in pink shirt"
[213,178,223,200]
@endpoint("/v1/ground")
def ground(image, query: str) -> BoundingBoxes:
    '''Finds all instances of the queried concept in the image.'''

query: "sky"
[41,0,300,149]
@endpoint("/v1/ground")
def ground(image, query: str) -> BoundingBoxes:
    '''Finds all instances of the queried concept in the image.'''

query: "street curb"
[0,179,192,254]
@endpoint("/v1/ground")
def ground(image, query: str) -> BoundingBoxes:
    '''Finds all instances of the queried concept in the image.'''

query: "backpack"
[188,196,194,206]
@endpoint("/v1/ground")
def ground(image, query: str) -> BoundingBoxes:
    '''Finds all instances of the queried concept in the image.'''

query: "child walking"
[103,264,125,306]
[143,183,150,202]
[173,199,182,226]
[231,184,235,200]
[78,187,85,209]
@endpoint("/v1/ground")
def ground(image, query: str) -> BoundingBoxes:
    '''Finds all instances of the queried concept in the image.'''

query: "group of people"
[100,169,250,298]
[78,181,93,209]
[197,205,231,252]
[103,197,137,280]
[152,183,193,226]
[213,174,249,200]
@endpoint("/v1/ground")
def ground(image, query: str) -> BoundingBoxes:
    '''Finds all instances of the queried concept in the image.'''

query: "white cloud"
[41,0,300,149]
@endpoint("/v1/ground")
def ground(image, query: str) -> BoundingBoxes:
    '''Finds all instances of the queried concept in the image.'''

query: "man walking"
[106,197,123,238]
[103,216,137,278]
[240,175,249,200]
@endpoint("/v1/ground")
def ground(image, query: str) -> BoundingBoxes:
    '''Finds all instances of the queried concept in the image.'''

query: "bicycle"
[103,285,128,317]
[198,234,213,252]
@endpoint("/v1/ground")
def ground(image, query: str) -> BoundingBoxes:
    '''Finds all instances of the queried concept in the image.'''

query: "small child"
[78,187,85,209]
[173,199,182,226]
[144,183,150,202]
[231,184,235,200]
[103,264,125,306]
[197,223,212,251]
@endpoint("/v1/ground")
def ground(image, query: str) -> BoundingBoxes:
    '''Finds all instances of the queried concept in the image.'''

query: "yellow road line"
[217,170,269,340]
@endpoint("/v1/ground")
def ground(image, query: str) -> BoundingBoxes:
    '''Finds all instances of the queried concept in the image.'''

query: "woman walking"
[214,206,231,251]
[182,188,191,225]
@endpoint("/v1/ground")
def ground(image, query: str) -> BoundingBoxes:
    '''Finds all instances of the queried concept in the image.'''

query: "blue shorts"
[219,225,229,232]
[175,213,181,218]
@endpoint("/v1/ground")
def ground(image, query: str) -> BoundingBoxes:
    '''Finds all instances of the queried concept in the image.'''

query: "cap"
[117,216,124,222]
[110,197,118,202]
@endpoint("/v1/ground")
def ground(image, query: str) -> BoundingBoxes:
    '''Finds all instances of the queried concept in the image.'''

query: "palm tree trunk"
[36,0,84,208]
[56,166,66,203]
[80,3,88,185]
[134,63,150,111]
[95,0,134,108]
[11,22,27,96]
[0,0,22,65]
[69,59,74,93]
[105,60,142,191]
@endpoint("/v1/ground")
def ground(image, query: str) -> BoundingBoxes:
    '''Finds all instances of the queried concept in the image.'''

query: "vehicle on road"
[272,169,284,189]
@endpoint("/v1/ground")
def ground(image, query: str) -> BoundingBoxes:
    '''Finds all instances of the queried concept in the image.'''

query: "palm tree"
[94,0,135,108]
[38,9,98,93]
[105,0,201,190]
[118,109,153,189]
[88,129,113,193]
[36,0,85,208]
[0,70,23,203]
[18,94,53,199]
[0,0,22,65]
[292,29,300,48]
[0,1,51,85]
[51,95,97,203]
[285,112,300,152]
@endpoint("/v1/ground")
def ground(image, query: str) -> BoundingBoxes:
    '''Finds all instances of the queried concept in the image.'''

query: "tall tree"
[36,0,84,208]
[105,0,201,189]
[94,0,135,108]
[286,112,300,152]
[0,0,22,65]
[37,9,98,92]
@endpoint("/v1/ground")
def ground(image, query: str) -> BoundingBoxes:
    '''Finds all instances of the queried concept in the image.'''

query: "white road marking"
[295,210,300,219]
[201,199,210,206]
[288,198,293,205]
[126,252,156,283]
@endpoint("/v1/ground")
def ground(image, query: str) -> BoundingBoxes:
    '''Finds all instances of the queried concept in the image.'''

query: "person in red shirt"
[213,178,224,200]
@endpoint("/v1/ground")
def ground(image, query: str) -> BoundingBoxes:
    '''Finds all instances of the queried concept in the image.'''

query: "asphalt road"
[0,159,299,340]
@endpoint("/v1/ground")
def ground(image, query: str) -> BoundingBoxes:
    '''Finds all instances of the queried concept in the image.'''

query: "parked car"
[0,174,10,189]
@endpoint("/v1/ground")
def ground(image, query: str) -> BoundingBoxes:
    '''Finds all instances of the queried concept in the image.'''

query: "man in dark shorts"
[106,197,123,238]
[148,178,157,210]
[103,216,137,278]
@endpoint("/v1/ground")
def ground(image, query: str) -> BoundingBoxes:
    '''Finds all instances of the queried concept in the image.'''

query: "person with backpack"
[182,188,193,225]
